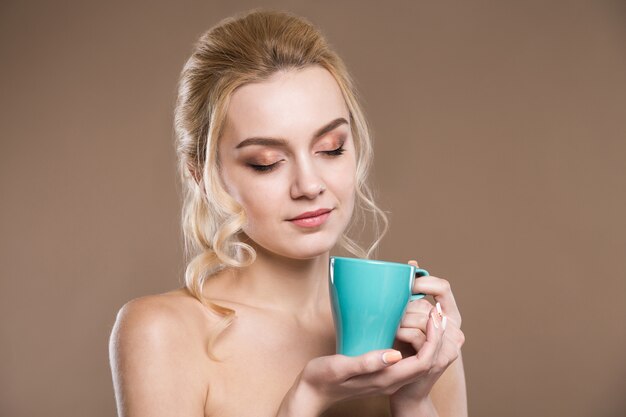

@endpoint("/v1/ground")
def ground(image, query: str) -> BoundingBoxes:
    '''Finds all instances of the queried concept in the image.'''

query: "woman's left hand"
[389,260,465,410]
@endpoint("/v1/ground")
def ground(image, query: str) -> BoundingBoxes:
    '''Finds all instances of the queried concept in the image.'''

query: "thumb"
[408,259,419,268]
[341,349,402,379]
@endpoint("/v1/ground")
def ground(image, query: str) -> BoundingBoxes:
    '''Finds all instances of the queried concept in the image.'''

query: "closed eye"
[321,145,345,156]
[248,161,280,172]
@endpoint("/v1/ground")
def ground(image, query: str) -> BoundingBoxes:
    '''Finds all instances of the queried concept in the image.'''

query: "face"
[217,65,357,260]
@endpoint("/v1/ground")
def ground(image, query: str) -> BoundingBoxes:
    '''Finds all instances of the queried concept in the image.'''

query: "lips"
[288,209,332,228]
[288,208,333,221]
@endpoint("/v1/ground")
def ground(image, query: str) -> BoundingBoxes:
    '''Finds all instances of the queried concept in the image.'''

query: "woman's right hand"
[278,305,447,416]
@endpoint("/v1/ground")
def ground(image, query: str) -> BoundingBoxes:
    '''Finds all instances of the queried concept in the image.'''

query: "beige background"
[1,1,625,416]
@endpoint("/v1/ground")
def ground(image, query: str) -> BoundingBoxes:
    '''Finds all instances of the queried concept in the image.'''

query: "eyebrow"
[235,117,349,149]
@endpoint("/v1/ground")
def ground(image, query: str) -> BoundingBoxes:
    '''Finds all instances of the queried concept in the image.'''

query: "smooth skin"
[109,65,466,417]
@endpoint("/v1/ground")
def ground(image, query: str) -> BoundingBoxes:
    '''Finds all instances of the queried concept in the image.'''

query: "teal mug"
[329,256,429,356]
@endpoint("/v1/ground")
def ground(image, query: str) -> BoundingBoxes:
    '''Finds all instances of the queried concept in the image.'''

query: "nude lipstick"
[287,208,332,228]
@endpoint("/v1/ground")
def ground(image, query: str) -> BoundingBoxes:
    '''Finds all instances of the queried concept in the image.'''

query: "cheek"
[336,154,357,194]
[222,164,281,211]
[342,180,357,216]
[328,167,357,213]
[235,177,288,225]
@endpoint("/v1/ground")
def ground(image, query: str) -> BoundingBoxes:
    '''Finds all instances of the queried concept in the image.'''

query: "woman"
[109,9,466,417]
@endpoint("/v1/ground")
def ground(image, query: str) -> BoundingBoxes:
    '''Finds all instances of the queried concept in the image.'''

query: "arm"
[109,297,208,417]
[430,351,468,417]
[389,352,466,417]
[275,376,326,417]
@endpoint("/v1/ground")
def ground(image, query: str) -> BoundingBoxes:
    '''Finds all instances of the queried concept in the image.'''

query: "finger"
[441,318,466,356]
[412,275,461,322]
[408,259,419,268]
[411,275,455,302]
[431,323,463,366]
[396,327,426,351]
[404,298,433,314]
[338,349,403,379]
[419,307,446,361]
[399,311,429,329]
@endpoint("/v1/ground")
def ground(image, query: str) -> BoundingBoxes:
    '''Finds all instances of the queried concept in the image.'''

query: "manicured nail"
[430,312,440,329]
[442,316,448,330]
[382,350,402,364]
[436,302,443,318]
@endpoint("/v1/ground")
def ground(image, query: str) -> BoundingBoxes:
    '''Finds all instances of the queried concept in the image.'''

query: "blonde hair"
[174,8,388,358]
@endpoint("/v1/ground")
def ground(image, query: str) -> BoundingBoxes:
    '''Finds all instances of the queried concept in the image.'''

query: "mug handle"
[409,268,429,301]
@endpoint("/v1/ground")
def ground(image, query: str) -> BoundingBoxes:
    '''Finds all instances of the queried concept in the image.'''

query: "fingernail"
[436,302,443,318]
[382,350,402,364]
[442,316,448,330]
[430,312,440,329]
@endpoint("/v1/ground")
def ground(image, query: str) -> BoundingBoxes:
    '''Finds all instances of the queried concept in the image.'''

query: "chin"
[281,239,338,260]
[254,233,340,260]
[285,246,333,260]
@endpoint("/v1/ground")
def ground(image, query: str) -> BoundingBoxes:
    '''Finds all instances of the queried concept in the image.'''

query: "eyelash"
[249,145,346,173]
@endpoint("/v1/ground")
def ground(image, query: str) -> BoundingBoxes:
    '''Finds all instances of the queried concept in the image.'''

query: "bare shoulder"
[109,289,213,417]
[113,288,211,331]
[111,289,215,353]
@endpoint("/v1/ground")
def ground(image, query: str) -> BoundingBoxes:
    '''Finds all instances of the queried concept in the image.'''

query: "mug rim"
[330,256,413,269]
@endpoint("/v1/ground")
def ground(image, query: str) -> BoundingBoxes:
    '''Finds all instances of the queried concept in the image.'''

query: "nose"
[289,157,326,200]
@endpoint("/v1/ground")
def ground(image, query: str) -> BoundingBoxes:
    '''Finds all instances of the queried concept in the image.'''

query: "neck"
[223,240,332,315]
